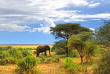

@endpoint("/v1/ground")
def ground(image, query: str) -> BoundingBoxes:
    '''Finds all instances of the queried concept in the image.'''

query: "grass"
[0,45,101,74]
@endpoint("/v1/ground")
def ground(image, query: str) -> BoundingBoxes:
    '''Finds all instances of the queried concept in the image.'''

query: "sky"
[0,0,110,44]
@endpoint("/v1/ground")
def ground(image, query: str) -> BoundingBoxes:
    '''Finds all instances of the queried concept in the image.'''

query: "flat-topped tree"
[50,23,90,56]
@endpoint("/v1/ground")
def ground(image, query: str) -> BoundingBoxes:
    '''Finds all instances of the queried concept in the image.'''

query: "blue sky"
[0,0,110,44]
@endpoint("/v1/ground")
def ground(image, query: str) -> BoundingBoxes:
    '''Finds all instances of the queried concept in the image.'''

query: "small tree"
[68,32,96,64]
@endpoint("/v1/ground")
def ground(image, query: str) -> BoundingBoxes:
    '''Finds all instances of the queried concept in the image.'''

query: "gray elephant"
[36,45,51,57]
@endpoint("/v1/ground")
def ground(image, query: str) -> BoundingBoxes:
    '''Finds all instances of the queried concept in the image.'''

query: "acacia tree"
[50,23,90,56]
[68,32,96,64]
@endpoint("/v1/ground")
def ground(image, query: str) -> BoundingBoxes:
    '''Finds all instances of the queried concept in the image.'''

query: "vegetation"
[68,32,96,64]
[17,56,37,72]
[93,49,110,74]
[54,40,66,55]
[96,21,110,48]
[50,23,90,56]
[63,57,80,74]
[1,21,110,74]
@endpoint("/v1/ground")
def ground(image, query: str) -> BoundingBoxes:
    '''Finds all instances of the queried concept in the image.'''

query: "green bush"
[33,51,37,55]
[93,49,110,74]
[0,59,7,65]
[53,57,60,62]
[39,54,45,63]
[94,48,103,56]
[0,51,10,59]
[8,49,23,59]
[63,57,78,69]
[0,46,12,51]
[22,50,31,57]
[68,50,79,57]
[46,57,54,63]
[55,48,66,55]
[0,57,17,65]
[63,57,80,74]
[4,57,17,64]
[51,46,55,52]
[17,56,37,71]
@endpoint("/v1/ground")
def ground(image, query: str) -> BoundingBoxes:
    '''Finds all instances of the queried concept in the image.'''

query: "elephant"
[36,45,51,57]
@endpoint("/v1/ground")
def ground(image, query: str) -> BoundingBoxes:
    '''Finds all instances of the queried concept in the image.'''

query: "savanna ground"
[0,45,99,74]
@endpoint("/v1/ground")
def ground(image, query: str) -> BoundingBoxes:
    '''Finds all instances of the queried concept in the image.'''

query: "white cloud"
[0,0,107,34]
[89,2,100,8]
[89,28,95,31]
[0,24,30,32]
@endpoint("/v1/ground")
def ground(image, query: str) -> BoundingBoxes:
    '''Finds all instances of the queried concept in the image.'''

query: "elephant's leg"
[37,53,39,57]
[44,51,47,56]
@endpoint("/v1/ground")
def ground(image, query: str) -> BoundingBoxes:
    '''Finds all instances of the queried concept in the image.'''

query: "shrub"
[4,57,17,64]
[8,49,23,59]
[0,57,17,65]
[63,57,78,69]
[33,51,37,55]
[18,48,24,51]
[53,57,60,62]
[0,59,7,65]
[68,50,79,57]
[0,51,10,59]
[63,57,80,74]
[51,46,55,52]
[46,57,54,63]
[39,54,45,63]
[94,48,103,56]
[17,56,37,72]
[22,50,31,57]
[0,46,12,51]
[93,49,110,74]
[55,48,66,55]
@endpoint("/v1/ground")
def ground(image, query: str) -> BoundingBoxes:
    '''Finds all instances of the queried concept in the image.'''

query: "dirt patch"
[0,65,16,74]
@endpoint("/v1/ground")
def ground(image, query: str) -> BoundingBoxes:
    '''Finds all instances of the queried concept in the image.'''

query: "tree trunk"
[80,55,83,64]
[66,47,68,57]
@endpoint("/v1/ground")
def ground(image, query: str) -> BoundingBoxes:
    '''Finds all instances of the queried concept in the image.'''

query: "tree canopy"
[68,32,96,64]
[50,23,90,40]
[50,23,90,56]
[96,21,110,47]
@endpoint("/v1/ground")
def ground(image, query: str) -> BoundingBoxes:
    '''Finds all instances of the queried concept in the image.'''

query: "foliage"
[33,51,37,54]
[8,49,23,59]
[46,57,54,63]
[63,57,78,68]
[54,57,60,62]
[39,54,46,63]
[0,57,17,65]
[95,21,110,47]
[94,48,103,56]
[54,40,66,55]
[68,32,96,64]
[0,46,12,51]
[50,23,90,56]
[93,49,110,74]
[22,50,31,57]
[17,56,37,72]
[0,59,7,65]
[51,45,56,52]
[68,50,79,57]
[0,51,10,59]
[63,57,80,74]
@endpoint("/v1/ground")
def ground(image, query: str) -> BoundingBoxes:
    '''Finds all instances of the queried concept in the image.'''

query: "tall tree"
[96,21,110,48]
[50,23,90,56]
